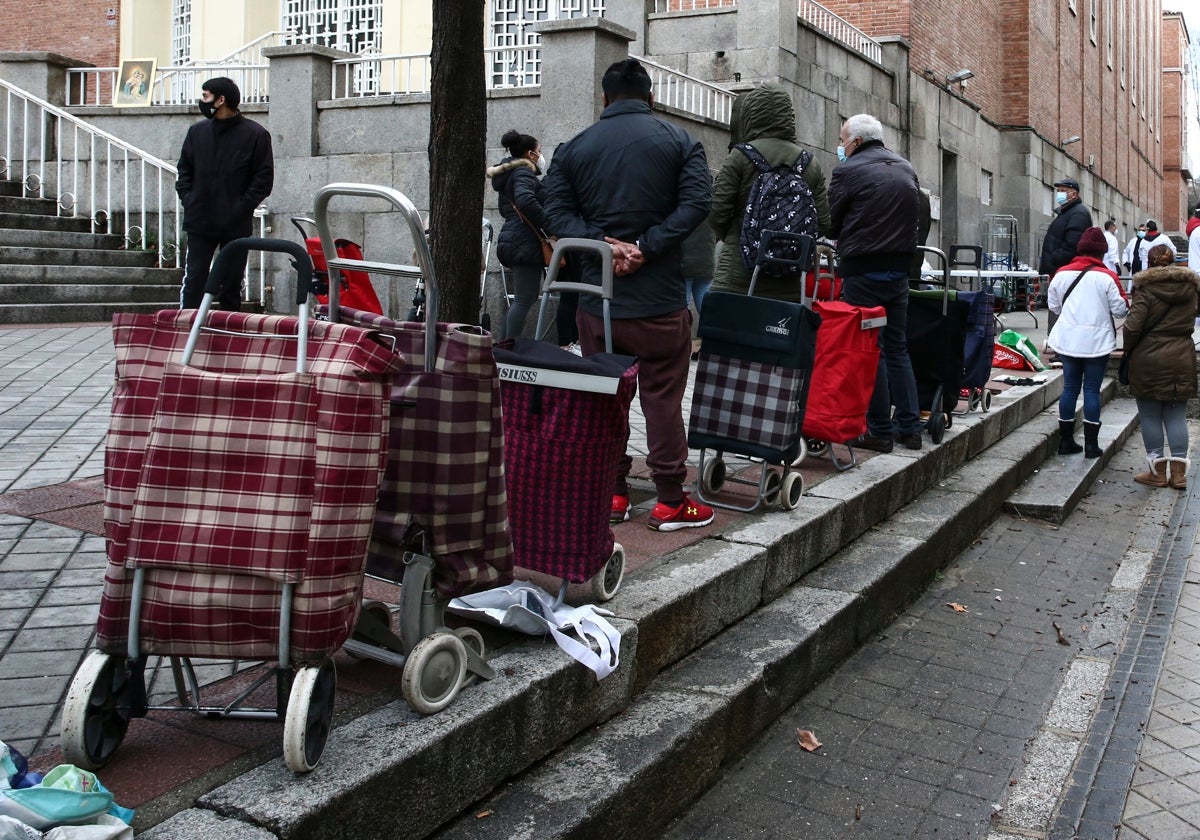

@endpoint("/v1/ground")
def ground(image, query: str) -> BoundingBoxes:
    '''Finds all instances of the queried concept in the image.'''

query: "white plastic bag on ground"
[448,582,621,679]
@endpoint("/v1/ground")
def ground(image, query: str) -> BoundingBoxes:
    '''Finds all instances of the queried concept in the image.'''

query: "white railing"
[66,65,270,107]
[797,0,883,64]
[330,45,539,97]
[0,78,181,266]
[635,55,735,124]
[208,29,294,66]
[652,0,736,11]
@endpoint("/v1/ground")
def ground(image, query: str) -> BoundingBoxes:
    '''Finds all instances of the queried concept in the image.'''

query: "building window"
[1105,0,1113,67]
[1068,0,1077,15]
[981,170,993,206]
[1118,0,1125,87]
[282,0,383,56]
[488,0,605,87]
[171,0,191,65]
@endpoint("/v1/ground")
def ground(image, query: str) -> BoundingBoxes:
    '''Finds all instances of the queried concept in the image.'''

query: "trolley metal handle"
[184,237,315,374]
[916,245,951,315]
[312,183,438,373]
[748,230,817,306]
[535,237,616,354]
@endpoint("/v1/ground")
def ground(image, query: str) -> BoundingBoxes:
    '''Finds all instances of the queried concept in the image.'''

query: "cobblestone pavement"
[663,429,1200,840]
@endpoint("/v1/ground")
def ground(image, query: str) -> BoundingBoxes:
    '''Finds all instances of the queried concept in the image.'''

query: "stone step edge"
[1004,394,1141,523]
[426,412,1064,837]
[139,377,1064,840]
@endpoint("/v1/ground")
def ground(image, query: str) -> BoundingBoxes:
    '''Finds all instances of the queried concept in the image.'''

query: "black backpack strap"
[735,143,771,173]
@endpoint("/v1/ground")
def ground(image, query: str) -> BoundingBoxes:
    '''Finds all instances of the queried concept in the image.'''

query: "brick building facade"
[823,0,1167,231]
[2,1,119,70]
[1161,11,1190,231]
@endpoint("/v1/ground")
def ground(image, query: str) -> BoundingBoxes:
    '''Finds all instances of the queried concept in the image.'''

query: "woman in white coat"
[1047,227,1130,457]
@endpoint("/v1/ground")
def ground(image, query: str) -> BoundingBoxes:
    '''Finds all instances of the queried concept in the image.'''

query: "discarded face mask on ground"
[448,582,621,679]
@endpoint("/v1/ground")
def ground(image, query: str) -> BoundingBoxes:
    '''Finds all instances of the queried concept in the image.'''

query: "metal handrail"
[0,78,181,266]
[67,64,270,107]
[797,0,883,64]
[633,54,735,124]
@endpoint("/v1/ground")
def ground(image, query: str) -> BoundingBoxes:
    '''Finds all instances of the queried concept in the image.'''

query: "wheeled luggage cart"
[955,283,997,415]
[690,230,821,512]
[313,183,508,713]
[495,239,634,602]
[63,238,405,774]
[907,246,971,444]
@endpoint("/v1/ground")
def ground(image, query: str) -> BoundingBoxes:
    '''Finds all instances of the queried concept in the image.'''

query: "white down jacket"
[1047,261,1130,358]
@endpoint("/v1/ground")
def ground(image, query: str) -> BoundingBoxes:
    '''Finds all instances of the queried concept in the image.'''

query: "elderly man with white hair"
[828,113,923,453]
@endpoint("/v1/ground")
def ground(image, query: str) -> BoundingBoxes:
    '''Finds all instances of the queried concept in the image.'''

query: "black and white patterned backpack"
[736,143,818,276]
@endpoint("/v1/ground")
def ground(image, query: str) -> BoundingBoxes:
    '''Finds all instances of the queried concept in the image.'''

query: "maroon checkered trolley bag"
[495,338,637,593]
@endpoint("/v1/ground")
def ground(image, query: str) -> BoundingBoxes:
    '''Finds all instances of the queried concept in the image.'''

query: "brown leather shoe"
[898,432,922,451]
[850,433,894,454]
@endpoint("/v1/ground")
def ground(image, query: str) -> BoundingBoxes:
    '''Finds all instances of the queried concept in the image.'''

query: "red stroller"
[291,216,384,314]
[62,239,403,774]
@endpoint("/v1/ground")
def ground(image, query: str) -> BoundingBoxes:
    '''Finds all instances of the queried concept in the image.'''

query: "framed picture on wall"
[114,59,156,107]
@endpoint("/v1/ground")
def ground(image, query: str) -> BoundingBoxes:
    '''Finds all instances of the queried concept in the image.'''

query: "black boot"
[1083,421,1102,459]
[1058,419,1083,455]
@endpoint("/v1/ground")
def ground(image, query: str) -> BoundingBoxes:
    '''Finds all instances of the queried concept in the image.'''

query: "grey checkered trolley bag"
[688,231,821,512]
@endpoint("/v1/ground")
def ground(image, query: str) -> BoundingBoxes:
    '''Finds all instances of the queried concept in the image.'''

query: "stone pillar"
[0,51,91,106]
[533,17,636,154]
[261,44,351,157]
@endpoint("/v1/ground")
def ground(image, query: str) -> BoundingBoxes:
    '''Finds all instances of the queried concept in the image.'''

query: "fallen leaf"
[1052,621,1070,646]
[475,810,493,819]
[796,728,822,752]
[855,802,863,820]
[946,602,969,613]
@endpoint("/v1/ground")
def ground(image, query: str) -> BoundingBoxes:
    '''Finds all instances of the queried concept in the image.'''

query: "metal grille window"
[171,0,192,65]
[488,0,604,87]
[282,0,383,55]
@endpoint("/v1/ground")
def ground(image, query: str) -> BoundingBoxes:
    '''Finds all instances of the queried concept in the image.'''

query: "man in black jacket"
[543,58,714,532]
[1038,177,1092,278]
[176,77,274,310]
[829,113,922,453]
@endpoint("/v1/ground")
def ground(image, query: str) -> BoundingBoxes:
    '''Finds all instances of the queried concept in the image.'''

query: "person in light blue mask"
[1038,177,1092,279]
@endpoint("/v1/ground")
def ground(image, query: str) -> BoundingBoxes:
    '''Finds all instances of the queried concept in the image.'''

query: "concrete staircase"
[0,178,182,324]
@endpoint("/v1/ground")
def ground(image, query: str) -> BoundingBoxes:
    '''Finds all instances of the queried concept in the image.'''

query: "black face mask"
[197,98,217,119]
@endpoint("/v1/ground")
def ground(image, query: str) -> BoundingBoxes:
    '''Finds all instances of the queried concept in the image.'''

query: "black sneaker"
[850,433,894,453]
[898,432,922,451]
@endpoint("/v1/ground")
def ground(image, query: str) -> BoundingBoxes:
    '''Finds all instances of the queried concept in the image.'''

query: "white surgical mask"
[536,153,546,172]
[1054,191,1067,206]
[1136,230,1146,239]
[836,145,847,163]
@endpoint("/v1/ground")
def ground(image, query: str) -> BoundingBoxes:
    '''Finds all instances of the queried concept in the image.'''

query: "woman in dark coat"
[1125,244,1200,488]
[487,130,547,340]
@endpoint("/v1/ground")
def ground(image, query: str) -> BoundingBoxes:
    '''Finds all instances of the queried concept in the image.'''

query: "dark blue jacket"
[543,99,711,319]
[488,157,546,268]
[176,114,273,238]
[1038,197,1093,277]
[828,139,920,277]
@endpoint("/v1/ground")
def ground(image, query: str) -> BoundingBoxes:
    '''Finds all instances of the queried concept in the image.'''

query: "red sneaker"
[611,494,630,523]
[647,495,714,532]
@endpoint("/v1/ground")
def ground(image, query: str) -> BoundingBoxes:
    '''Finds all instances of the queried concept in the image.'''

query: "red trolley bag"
[494,238,636,602]
[292,216,384,314]
[64,238,403,774]
[800,300,886,470]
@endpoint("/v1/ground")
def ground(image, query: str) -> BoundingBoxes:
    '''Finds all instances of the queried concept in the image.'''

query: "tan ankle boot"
[1134,457,1169,488]
[1168,458,1188,490]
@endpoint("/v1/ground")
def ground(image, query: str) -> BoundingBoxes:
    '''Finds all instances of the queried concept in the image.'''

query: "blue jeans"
[1058,354,1107,423]
[686,277,711,314]
[841,275,920,438]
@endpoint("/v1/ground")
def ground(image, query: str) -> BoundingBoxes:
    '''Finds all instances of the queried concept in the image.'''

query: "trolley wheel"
[779,472,804,511]
[61,651,136,770]
[806,438,828,457]
[453,626,486,688]
[968,390,981,411]
[763,470,783,506]
[701,456,727,495]
[348,599,392,658]
[590,543,626,602]
[944,412,953,430]
[402,632,467,715]
[283,658,337,773]
[929,411,947,444]
[981,389,993,411]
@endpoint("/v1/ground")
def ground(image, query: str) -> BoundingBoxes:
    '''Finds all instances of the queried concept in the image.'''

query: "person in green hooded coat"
[708,84,831,302]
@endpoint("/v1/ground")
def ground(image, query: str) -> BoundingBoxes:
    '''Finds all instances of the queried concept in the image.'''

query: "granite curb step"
[142,373,1110,840]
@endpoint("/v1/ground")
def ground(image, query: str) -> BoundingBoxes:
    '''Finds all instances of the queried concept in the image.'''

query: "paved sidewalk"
[663,428,1200,840]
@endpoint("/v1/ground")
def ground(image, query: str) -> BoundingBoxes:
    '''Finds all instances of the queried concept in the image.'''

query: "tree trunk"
[429,1,486,325]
